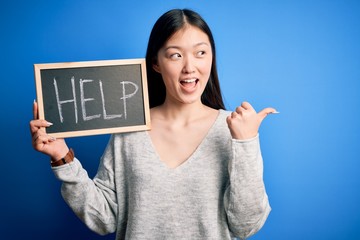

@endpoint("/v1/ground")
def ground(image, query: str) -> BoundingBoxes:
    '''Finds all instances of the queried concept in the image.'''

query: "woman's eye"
[170,53,182,59]
[197,51,206,57]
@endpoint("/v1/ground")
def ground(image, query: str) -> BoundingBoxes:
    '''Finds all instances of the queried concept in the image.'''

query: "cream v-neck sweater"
[53,110,271,240]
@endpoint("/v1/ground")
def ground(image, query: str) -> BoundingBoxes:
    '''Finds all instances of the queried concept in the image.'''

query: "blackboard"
[34,59,151,138]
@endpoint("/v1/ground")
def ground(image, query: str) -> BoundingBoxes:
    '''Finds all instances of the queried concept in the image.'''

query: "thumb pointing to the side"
[258,107,279,121]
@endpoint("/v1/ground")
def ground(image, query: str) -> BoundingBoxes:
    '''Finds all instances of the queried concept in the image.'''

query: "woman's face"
[153,25,213,106]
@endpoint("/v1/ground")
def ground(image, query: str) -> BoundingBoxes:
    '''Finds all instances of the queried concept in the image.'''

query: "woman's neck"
[151,100,213,125]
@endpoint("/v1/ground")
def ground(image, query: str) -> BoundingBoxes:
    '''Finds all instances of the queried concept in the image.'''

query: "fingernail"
[272,111,280,114]
[46,121,53,126]
[49,136,56,142]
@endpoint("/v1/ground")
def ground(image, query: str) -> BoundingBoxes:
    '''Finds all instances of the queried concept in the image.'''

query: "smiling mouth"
[180,78,199,87]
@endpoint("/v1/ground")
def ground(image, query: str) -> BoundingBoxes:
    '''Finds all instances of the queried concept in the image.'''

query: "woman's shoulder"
[217,109,231,121]
[209,109,231,132]
[111,130,148,143]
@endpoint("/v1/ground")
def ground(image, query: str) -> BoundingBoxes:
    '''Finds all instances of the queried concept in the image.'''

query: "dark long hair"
[145,9,225,110]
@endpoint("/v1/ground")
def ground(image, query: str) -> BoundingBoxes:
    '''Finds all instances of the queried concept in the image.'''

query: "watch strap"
[51,148,74,167]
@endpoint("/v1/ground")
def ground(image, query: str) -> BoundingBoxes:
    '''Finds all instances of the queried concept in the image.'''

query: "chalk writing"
[53,77,139,124]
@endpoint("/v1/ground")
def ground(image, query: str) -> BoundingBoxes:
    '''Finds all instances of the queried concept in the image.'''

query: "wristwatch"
[50,148,74,167]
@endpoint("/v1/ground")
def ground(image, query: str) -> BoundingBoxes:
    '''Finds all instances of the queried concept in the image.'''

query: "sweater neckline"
[145,109,225,171]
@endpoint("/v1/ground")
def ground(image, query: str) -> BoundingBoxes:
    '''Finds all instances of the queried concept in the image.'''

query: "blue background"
[1,0,359,239]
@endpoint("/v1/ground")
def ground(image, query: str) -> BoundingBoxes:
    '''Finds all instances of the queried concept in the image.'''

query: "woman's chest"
[122,135,230,198]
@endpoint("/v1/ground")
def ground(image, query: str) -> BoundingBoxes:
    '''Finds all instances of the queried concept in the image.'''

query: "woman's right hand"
[30,101,69,161]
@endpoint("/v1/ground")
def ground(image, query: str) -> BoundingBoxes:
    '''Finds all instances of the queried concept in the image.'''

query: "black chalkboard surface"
[34,59,151,138]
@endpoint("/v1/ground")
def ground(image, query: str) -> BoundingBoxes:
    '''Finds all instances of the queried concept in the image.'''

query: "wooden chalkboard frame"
[34,59,151,138]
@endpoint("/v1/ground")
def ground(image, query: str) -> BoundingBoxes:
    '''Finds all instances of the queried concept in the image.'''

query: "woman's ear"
[152,59,161,73]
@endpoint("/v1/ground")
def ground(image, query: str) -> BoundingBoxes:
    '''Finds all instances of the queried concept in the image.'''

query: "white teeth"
[181,78,197,83]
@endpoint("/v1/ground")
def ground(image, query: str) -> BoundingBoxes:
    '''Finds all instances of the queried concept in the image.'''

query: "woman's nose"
[182,56,195,74]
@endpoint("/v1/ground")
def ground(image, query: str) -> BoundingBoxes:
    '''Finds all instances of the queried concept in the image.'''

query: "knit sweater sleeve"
[52,135,121,235]
[224,134,271,239]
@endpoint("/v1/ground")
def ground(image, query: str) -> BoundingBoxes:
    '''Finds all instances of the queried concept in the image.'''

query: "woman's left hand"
[226,101,277,140]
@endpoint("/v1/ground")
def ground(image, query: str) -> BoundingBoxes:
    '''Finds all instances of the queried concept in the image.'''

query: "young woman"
[30,8,276,240]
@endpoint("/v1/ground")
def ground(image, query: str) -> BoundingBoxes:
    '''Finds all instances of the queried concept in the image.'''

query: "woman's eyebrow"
[164,42,210,51]
[163,46,181,51]
[194,42,210,47]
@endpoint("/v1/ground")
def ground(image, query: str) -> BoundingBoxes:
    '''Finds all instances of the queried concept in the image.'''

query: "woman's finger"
[241,101,253,110]
[33,100,38,120]
[30,119,53,131]
[235,106,246,114]
[29,120,53,139]
[32,133,56,148]
[231,111,238,118]
[258,107,278,121]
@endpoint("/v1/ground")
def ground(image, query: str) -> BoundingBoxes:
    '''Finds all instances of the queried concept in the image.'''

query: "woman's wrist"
[50,148,74,167]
